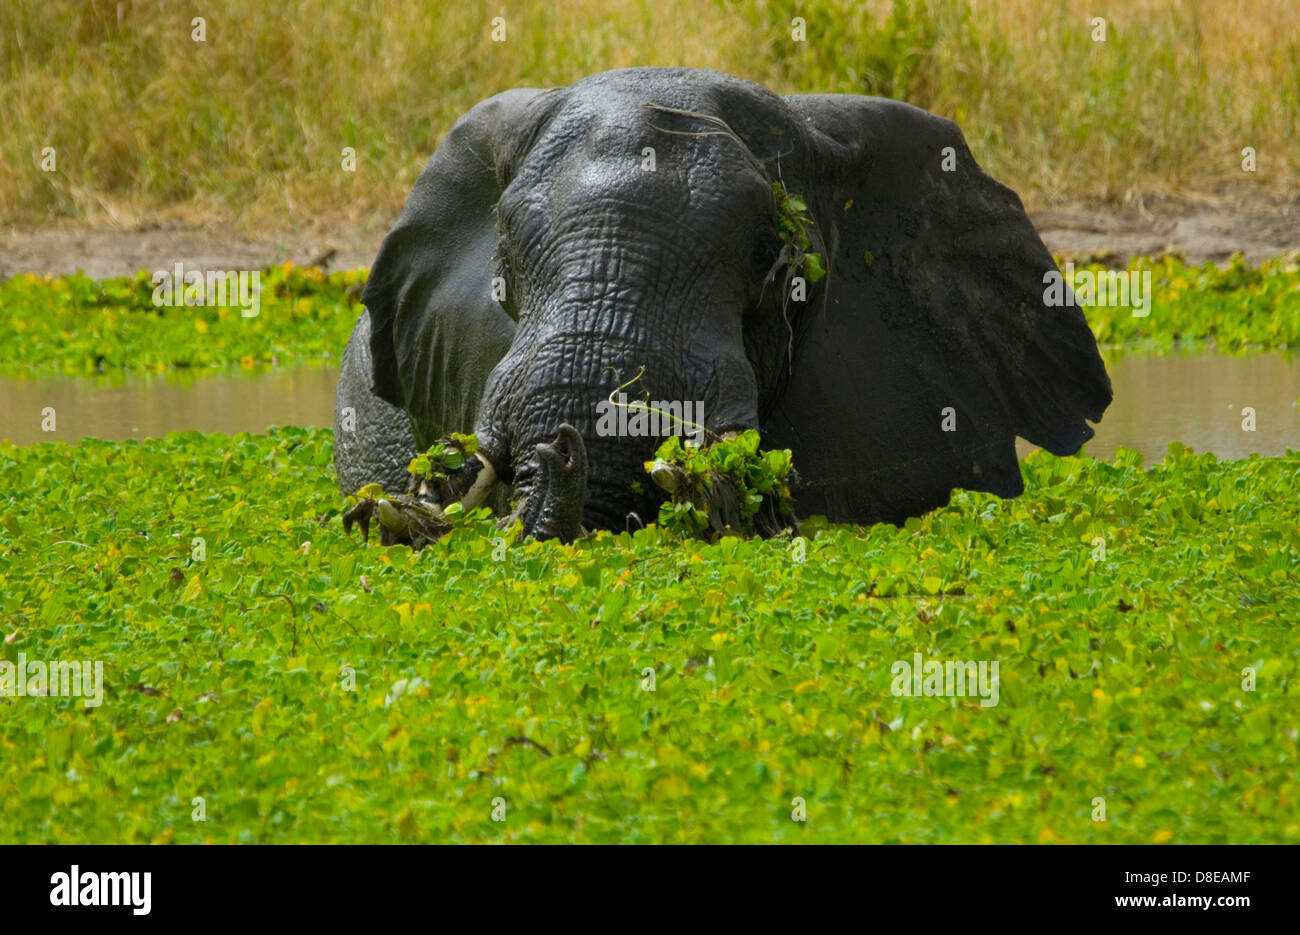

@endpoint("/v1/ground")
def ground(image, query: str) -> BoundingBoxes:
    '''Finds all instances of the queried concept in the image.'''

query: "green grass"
[3,0,1296,225]
[1,428,1296,843]
[1,256,1297,377]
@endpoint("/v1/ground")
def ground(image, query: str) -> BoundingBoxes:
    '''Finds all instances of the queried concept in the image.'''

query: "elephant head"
[338,67,1111,542]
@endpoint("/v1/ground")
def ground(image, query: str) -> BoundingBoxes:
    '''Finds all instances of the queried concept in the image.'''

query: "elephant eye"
[746,223,782,277]
[494,255,518,319]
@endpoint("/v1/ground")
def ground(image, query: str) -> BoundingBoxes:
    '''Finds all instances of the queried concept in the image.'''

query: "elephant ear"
[362,87,559,448]
[764,95,1112,525]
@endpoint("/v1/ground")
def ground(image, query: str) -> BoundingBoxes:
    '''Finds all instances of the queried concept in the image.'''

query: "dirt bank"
[2,192,1296,280]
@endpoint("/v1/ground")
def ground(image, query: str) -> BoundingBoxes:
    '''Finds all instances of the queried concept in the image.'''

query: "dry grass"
[2,0,1295,228]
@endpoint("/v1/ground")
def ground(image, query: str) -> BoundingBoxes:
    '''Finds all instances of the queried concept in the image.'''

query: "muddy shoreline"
[2,192,1296,280]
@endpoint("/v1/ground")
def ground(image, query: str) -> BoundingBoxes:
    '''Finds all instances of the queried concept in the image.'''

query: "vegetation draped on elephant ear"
[760,95,1111,526]
[359,87,565,452]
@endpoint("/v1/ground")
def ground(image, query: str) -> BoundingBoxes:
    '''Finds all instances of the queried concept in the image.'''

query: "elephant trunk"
[505,424,589,543]
[474,279,714,540]
[478,346,678,539]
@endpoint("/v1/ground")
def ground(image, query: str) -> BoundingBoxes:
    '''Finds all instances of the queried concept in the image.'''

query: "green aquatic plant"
[344,433,486,547]
[407,432,478,487]
[2,256,1297,378]
[772,181,826,284]
[1058,253,1300,350]
[645,430,796,538]
[1,428,1294,844]
[0,264,365,375]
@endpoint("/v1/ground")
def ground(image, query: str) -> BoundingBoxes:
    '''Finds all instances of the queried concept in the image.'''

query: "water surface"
[2,353,1296,463]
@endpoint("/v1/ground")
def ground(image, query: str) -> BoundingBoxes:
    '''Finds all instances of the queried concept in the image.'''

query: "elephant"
[333,66,1112,544]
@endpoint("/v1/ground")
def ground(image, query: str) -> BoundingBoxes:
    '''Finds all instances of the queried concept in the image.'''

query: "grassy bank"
[0,428,1295,842]
[3,0,1296,226]
[0,256,1296,377]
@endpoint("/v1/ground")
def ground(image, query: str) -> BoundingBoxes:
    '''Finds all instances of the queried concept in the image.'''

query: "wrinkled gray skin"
[334,67,1112,542]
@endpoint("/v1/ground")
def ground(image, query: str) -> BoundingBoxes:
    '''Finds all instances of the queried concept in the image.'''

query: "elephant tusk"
[376,499,408,538]
[458,453,499,510]
[647,459,679,494]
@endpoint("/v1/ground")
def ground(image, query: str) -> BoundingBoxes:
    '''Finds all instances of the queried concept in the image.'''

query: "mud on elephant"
[334,67,1111,545]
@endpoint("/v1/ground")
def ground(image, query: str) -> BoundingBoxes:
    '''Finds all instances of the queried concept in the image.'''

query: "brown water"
[1,353,1297,462]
